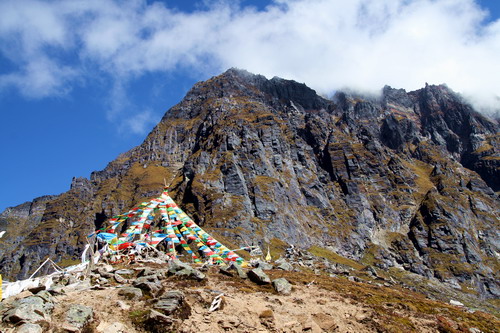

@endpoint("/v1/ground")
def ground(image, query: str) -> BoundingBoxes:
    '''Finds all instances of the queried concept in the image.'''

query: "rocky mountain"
[1,69,498,304]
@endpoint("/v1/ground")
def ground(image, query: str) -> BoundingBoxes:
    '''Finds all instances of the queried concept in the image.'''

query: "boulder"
[96,267,114,279]
[132,277,163,297]
[118,287,143,300]
[275,259,293,271]
[4,304,45,325]
[154,290,191,319]
[3,296,53,324]
[148,309,175,323]
[219,265,235,277]
[134,274,160,283]
[15,322,43,333]
[256,260,274,270]
[113,273,127,284]
[138,267,156,277]
[312,313,338,331]
[219,263,247,279]
[272,278,292,295]
[35,290,53,303]
[365,266,379,278]
[100,264,114,272]
[167,260,192,274]
[247,268,271,284]
[96,277,109,285]
[233,264,247,279]
[174,268,206,281]
[64,304,93,332]
[116,300,131,311]
[348,276,362,283]
[143,309,179,332]
[155,269,169,279]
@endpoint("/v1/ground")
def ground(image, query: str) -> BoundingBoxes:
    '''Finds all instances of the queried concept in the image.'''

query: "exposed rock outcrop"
[0,69,498,302]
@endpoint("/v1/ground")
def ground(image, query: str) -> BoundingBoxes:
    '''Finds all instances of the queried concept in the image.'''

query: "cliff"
[0,69,498,304]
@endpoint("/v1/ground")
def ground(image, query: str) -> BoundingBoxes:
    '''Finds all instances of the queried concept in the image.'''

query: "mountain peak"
[0,70,498,313]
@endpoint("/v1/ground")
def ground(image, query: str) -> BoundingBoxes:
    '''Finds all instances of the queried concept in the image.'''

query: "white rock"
[116,300,130,311]
[449,300,464,307]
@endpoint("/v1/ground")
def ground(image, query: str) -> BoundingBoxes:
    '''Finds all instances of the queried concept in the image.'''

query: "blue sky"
[0,0,499,212]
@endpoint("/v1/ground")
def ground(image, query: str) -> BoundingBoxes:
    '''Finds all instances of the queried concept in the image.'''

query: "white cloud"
[0,57,77,98]
[0,0,499,114]
[122,109,159,135]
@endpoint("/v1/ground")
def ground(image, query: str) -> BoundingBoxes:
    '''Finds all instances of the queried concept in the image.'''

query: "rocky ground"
[1,249,498,333]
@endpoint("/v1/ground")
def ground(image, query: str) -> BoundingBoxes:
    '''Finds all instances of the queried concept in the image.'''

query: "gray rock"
[97,277,109,285]
[303,259,315,267]
[0,302,7,316]
[331,263,352,275]
[138,267,157,277]
[4,305,46,324]
[366,266,379,278]
[3,296,53,324]
[155,268,169,279]
[272,278,292,295]
[233,264,247,279]
[220,263,247,279]
[154,290,191,319]
[118,286,143,300]
[65,304,93,331]
[247,268,271,284]
[256,260,274,270]
[149,309,175,324]
[174,267,206,281]
[15,322,43,333]
[135,274,160,283]
[219,265,235,277]
[275,260,293,271]
[96,267,114,279]
[114,269,135,276]
[167,259,192,274]
[132,277,163,297]
[100,264,114,272]
[35,290,53,303]
[348,276,362,283]
[114,273,127,284]
[143,309,179,332]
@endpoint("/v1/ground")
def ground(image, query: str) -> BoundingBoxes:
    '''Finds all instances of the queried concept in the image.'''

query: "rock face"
[0,69,498,300]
